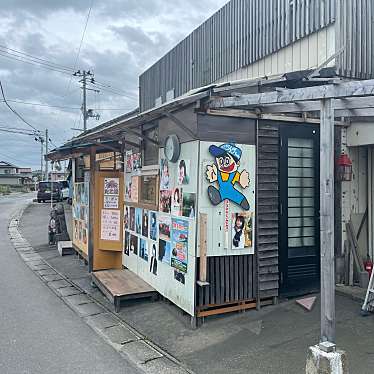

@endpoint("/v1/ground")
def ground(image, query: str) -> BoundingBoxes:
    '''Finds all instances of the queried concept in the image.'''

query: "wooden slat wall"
[196,255,256,307]
[257,122,280,300]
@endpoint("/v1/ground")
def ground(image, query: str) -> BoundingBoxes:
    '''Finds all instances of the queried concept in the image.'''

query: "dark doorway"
[279,124,320,295]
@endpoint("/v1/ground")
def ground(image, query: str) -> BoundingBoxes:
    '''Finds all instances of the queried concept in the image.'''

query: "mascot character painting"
[206,143,250,210]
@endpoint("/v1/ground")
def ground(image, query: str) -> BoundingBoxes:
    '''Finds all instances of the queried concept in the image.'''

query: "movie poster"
[158,239,171,265]
[139,238,148,261]
[159,190,171,213]
[171,218,188,273]
[126,150,133,173]
[149,211,157,241]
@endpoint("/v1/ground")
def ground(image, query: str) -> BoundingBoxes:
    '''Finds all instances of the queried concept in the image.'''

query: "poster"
[158,214,171,240]
[124,230,130,255]
[149,211,158,240]
[160,158,170,190]
[158,239,171,264]
[182,192,196,218]
[149,242,158,275]
[132,152,142,171]
[142,209,149,237]
[130,234,138,255]
[159,190,171,213]
[124,206,130,230]
[101,209,120,241]
[232,212,254,253]
[104,178,119,195]
[171,218,188,273]
[171,187,182,216]
[135,208,142,234]
[139,238,148,261]
[177,159,190,185]
[125,179,132,201]
[104,195,119,209]
[131,176,139,203]
[129,207,135,231]
[126,150,133,173]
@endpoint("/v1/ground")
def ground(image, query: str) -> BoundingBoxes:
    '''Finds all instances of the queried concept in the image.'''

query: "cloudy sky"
[0,0,228,169]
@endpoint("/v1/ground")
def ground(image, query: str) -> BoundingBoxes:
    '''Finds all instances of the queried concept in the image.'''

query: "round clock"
[164,134,181,162]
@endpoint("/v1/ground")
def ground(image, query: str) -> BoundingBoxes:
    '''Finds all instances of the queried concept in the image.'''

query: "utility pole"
[40,137,44,180]
[45,128,49,181]
[72,70,100,132]
[83,70,87,131]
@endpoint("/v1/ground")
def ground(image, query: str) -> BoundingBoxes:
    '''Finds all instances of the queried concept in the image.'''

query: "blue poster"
[171,218,188,273]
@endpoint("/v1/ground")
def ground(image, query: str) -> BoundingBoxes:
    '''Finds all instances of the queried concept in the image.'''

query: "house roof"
[0,161,18,168]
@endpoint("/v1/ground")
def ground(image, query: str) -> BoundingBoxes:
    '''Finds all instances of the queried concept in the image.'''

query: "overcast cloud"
[0,0,228,169]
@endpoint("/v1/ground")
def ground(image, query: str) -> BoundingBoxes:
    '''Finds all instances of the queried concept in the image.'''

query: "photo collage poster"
[73,182,89,252]
[158,155,197,285]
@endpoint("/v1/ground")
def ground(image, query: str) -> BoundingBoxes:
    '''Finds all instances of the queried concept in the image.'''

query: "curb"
[8,205,195,374]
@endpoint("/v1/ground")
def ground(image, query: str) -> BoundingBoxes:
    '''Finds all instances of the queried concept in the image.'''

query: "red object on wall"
[336,153,353,181]
[364,257,373,277]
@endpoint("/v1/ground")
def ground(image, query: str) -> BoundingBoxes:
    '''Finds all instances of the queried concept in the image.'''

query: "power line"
[64,0,94,96]
[0,44,74,72]
[1,97,132,111]
[0,51,72,76]
[0,81,40,133]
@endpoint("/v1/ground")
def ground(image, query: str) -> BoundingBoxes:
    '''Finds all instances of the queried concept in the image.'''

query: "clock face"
[164,134,180,162]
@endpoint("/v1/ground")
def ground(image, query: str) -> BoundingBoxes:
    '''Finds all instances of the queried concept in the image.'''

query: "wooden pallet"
[197,299,257,317]
[92,269,157,312]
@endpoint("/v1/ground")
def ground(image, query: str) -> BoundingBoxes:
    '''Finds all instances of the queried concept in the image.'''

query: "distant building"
[0,161,32,186]
[49,170,67,181]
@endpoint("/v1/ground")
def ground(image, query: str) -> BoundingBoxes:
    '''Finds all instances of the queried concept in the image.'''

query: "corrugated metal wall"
[139,0,336,111]
[336,0,374,79]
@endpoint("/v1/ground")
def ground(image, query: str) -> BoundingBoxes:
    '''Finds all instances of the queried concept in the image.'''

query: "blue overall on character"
[206,143,250,210]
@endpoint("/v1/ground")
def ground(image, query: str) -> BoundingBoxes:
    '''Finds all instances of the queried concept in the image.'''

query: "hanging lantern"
[336,153,352,181]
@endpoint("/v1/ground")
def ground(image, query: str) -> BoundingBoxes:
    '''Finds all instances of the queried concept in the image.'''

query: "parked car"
[37,181,62,203]
[57,180,69,200]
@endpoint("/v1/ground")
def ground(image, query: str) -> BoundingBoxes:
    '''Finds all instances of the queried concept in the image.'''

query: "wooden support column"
[88,146,97,273]
[320,98,335,343]
[198,213,208,284]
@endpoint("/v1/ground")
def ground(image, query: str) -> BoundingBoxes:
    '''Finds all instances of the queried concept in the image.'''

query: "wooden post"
[88,146,96,273]
[320,98,335,343]
[199,213,208,283]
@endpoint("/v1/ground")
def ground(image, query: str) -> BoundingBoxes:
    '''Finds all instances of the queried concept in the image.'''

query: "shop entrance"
[279,124,320,295]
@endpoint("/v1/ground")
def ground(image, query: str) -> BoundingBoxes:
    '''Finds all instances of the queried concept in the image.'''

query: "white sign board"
[101,209,120,241]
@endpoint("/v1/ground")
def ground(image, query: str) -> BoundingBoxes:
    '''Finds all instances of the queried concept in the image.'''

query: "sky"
[0,0,228,169]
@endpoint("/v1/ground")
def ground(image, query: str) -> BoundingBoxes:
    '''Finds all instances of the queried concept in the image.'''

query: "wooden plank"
[243,255,248,299]
[93,269,155,297]
[209,258,215,304]
[220,257,225,304]
[197,301,257,317]
[238,256,244,300]
[215,256,221,304]
[234,256,239,301]
[229,256,234,301]
[198,213,208,283]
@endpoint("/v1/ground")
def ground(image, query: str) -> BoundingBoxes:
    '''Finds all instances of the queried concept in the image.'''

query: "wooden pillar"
[88,146,97,273]
[320,98,335,343]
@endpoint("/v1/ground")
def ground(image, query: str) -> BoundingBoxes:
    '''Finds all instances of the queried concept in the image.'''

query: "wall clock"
[164,134,181,163]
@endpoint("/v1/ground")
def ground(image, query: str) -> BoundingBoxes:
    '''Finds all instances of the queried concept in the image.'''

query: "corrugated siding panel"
[257,122,279,299]
[139,0,336,111]
[336,0,374,79]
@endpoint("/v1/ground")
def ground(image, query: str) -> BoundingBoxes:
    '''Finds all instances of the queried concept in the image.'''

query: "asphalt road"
[0,193,140,374]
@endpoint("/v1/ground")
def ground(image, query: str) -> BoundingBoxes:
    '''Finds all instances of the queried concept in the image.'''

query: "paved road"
[0,194,140,374]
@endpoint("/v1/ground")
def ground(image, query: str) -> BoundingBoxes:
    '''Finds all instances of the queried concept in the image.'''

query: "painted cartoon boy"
[206,143,250,210]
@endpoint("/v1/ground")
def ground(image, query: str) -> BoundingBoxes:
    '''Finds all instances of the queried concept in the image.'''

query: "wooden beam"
[118,127,159,146]
[210,79,374,108]
[88,146,96,273]
[198,213,209,286]
[320,98,335,343]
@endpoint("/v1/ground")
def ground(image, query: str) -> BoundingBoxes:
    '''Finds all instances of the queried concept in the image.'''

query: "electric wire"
[64,0,94,96]
[0,81,41,133]
[0,45,74,72]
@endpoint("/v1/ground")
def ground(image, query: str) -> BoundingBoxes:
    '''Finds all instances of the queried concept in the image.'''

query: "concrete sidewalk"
[20,202,374,374]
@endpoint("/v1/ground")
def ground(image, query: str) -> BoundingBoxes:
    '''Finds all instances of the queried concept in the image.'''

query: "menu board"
[101,209,120,241]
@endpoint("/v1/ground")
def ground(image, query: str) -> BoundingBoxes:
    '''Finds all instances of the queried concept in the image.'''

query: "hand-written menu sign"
[101,209,120,241]
[104,195,119,209]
